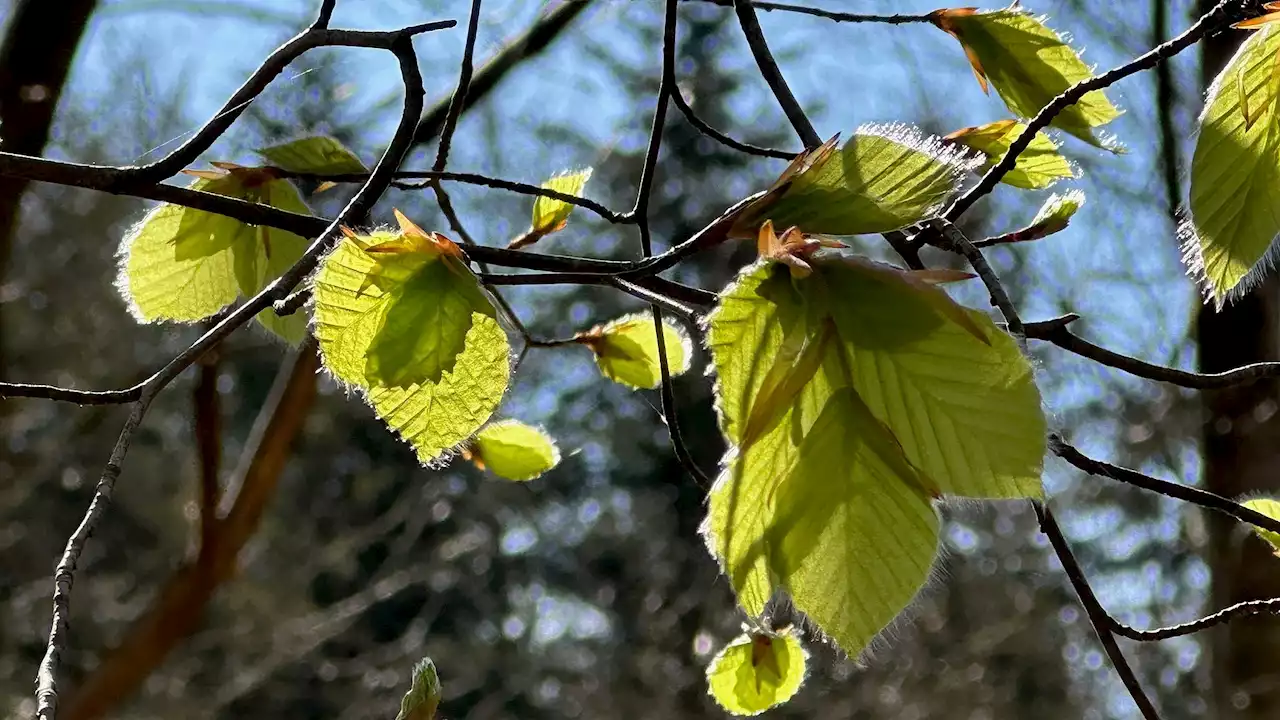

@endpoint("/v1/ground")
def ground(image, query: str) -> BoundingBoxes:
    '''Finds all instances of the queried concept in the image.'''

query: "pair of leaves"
[703,252,1045,663]
[730,127,976,239]
[312,214,511,466]
[945,119,1075,189]
[707,629,806,716]
[930,8,1122,150]
[119,135,369,343]
[1184,22,1280,305]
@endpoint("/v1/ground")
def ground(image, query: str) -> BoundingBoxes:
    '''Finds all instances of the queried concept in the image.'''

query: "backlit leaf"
[730,125,976,237]
[703,256,1043,657]
[930,9,1122,150]
[945,119,1075,189]
[395,657,442,720]
[1184,24,1280,305]
[1242,497,1280,554]
[706,629,807,716]
[1027,189,1085,237]
[256,135,367,175]
[580,313,691,389]
[469,420,560,481]
[532,168,592,235]
[313,228,510,465]
[119,172,312,344]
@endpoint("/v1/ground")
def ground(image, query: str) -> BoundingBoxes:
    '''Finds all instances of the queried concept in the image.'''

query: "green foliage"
[1027,189,1085,238]
[532,168,592,236]
[468,420,560,481]
[945,119,1075,189]
[256,135,367,175]
[580,313,691,389]
[395,657,442,720]
[1185,23,1280,305]
[1242,497,1280,554]
[930,8,1122,150]
[706,629,807,716]
[703,256,1044,656]
[732,128,974,236]
[119,169,311,343]
[312,219,510,465]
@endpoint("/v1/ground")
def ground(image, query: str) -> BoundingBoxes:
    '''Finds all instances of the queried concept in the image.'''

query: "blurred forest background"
[0,0,1274,718]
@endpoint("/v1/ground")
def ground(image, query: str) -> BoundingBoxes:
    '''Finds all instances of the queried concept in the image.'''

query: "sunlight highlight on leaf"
[256,135,368,175]
[930,8,1122,150]
[945,119,1075,189]
[579,313,691,389]
[706,629,807,716]
[468,420,560,481]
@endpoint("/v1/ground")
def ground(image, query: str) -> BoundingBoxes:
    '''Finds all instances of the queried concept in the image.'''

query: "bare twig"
[1035,503,1161,720]
[670,88,796,160]
[692,0,933,25]
[732,0,821,149]
[1112,598,1280,642]
[921,217,1024,339]
[1050,435,1280,537]
[1026,314,1280,389]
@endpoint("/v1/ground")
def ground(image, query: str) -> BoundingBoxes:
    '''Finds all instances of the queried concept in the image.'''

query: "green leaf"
[731,126,976,237]
[1027,189,1085,237]
[945,119,1075,189]
[470,420,560,481]
[532,168,592,235]
[365,259,496,388]
[313,232,510,465]
[703,257,1044,655]
[118,173,312,344]
[1242,497,1280,553]
[396,657,442,720]
[706,629,807,716]
[931,9,1122,150]
[256,135,367,175]
[581,312,691,390]
[1185,24,1280,305]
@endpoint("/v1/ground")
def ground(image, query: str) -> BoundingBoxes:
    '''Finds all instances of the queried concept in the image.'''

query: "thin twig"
[1026,314,1280,389]
[732,0,821,149]
[670,88,796,160]
[1050,435,1280,538]
[1035,502,1162,720]
[1112,598,1280,642]
[921,217,1024,339]
[944,0,1234,220]
[692,0,933,25]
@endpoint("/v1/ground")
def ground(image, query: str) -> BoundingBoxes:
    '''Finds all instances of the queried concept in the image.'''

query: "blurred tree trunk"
[1198,3,1280,716]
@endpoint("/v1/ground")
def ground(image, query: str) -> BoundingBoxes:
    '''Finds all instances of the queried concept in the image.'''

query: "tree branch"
[732,0,821,149]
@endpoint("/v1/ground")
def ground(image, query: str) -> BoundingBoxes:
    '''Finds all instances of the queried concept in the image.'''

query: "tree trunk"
[1198,4,1280,716]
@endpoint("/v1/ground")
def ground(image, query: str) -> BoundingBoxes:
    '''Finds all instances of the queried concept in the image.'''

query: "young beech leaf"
[706,629,807,716]
[578,313,691,390]
[119,171,311,344]
[256,135,367,176]
[466,420,560,481]
[729,125,976,238]
[532,168,592,235]
[1184,23,1280,306]
[312,223,510,465]
[945,119,1075,189]
[1241,497,1280,554]
[929,9,1122,150]
[1027,189,1085,237]
[702,257,1044,654]
[395,657,442,720]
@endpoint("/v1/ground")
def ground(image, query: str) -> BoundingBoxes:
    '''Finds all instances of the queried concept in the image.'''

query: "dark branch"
[1112,597,1280,642]
[670,87,796,160]
[692,0,933,24]
[1026,314,1280,389]
[1035,503,1162,720]
[1050,435,1280,538]
[732,0,821,148]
